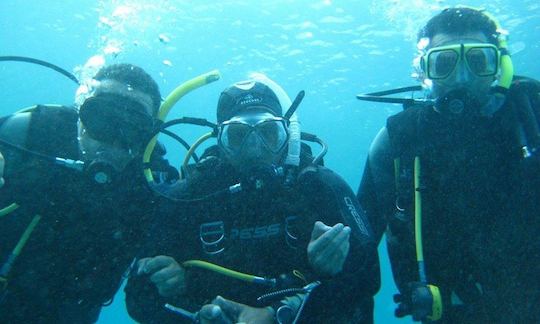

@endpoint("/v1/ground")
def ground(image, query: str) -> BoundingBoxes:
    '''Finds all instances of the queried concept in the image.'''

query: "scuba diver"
[125,76,380,323]
[356,7,540,323]
[0,62,174,323]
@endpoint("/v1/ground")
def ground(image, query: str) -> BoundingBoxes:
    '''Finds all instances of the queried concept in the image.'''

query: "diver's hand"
[137,256,185,297]
[0,151,5,188]
[307,221,351,276]
[199,296,274,324]
[199,302,232,324]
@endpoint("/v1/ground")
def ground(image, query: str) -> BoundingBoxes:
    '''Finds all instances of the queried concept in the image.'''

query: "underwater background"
[1,0,538,323]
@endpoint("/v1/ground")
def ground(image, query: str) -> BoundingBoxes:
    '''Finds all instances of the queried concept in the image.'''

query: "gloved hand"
[394,281,441,322]
[137,255,185,297]
[199,296,274,324]
[307,221,351,276]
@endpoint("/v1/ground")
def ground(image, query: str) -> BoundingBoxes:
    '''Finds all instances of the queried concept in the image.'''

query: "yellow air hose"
[493,21,514,90]
[143,70,220,183]
[183,260,276,286]
[181,132,214,178]
[0,203,19,218]
[414,157,443,321]
[0,214,42,283]
[12,215,41,257]
[484,10,514,90]
[414,157,425,281]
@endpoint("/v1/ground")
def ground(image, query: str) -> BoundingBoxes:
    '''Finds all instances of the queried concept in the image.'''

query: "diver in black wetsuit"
[125,76,380,323]
[0,63,172,323]
[357,7,540,323]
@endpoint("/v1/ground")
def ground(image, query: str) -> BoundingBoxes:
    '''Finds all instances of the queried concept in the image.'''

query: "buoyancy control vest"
[385,76,540,320]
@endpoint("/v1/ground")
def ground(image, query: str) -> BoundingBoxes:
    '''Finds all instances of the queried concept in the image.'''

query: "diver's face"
[219,111,288,173]
[427,32,496,105]
[78,79,155,167]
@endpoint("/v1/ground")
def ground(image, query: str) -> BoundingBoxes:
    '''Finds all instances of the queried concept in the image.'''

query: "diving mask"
[218,112,289,155]
[422,43,499,80]
[79,93,155,149]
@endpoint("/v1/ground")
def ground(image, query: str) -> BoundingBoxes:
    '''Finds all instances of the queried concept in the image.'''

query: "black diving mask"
[79,94,155,149]
[217,113,289,155]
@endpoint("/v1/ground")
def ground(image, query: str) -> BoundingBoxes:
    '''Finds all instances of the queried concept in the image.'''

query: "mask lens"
[219,122,252,154]
[80,94,154,147]
[428,49,458,79]
[256,120,288,153]
[117,110,154,145]
[218,115,288,155]
[466,47,498,76]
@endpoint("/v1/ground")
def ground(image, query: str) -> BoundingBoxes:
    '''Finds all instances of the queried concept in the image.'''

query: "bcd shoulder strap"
[386,106,429,211]
[508,76,540,157]
[387,107,423,159]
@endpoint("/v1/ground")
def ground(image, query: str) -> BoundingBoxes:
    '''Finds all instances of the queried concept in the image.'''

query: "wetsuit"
[358,78,540,323]
[0,105,167,323]
[126,146,380,323]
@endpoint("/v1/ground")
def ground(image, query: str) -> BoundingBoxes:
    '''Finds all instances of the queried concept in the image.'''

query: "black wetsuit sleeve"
[297,167,380,323]
[0,112,34,204]
[125,199,194,324]
[0,107,78,206]
[357,127,396,245]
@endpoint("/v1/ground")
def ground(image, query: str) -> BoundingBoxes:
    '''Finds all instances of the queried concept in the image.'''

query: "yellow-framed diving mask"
[421,43,500,80]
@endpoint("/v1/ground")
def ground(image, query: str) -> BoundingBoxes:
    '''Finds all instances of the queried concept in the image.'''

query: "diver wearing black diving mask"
[217,111,289,190]
[125,76,378,324]
[78,81,157,184]
[0,62,174,324]
[0,77,159,186]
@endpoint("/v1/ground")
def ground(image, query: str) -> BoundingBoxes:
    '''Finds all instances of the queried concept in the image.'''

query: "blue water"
[1,1,539,323]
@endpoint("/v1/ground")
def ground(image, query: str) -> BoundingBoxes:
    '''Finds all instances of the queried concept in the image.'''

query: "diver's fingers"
[150,260,184,284]
[200,301,233,324]
[143,255,178,275]
[136,258,151,275]
[309,226,351,276]
[318,226,351,260]
[199,304,226,324]
[157,275,185,297]
[309,223,344,253]
[212,295,275,323]
[212,296,243,320]
[310,221,332,241]
[325,232,351,266]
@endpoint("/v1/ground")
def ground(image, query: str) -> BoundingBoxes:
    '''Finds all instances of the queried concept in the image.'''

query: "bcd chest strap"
[386,76,540,321]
